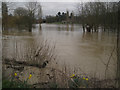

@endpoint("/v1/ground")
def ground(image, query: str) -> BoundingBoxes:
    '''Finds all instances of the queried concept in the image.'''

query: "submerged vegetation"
[2,2,42,32]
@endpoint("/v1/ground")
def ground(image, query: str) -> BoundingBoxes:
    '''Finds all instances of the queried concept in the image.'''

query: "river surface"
[2,24,117,79]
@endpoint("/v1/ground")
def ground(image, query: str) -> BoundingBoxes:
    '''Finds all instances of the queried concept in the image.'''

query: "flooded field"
[2,24,117,81]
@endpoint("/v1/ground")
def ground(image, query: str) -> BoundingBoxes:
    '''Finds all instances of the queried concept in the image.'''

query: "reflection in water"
[39,24,42,30]
[57,25,61,31]
[66,24,69,31]
[2,24,117,79]
[57,24,74,31]
[71,24,74,31]
[82,32,93,40]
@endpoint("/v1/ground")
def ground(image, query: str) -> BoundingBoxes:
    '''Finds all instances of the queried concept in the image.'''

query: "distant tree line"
[2,2,42,32]
[45,11,74,24]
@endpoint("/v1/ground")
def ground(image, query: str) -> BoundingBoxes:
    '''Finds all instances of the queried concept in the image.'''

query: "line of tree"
[76,2,119,32]
[2,2,42,32]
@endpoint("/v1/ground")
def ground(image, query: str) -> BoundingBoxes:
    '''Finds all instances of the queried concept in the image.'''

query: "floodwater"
[2,24,117,79]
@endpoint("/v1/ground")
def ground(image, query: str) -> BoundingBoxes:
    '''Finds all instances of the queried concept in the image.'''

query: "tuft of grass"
[2,79,31,88]
[68,75,89,88]
[49,82,58,88]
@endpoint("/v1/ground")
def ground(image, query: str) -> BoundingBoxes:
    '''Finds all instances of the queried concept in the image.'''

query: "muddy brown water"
[2,24,117,81]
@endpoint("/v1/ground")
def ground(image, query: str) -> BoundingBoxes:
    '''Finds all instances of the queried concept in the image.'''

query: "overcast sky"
[1,0,119,18]
[41,2,77,17]
[9,2,77,17]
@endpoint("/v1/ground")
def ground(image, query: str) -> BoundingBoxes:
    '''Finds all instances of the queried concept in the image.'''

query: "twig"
[105,46,116,86]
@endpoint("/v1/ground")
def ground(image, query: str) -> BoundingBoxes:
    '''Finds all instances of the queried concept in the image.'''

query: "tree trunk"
[28,23,32,32]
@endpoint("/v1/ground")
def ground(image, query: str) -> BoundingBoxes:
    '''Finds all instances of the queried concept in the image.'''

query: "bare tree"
[37,4,42,29]
[38,4,42,23]
[76,2,118,32]
[25,2,42,32]
[2,2,8,30]
[76,2,85,31]
[14,7,28,16]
